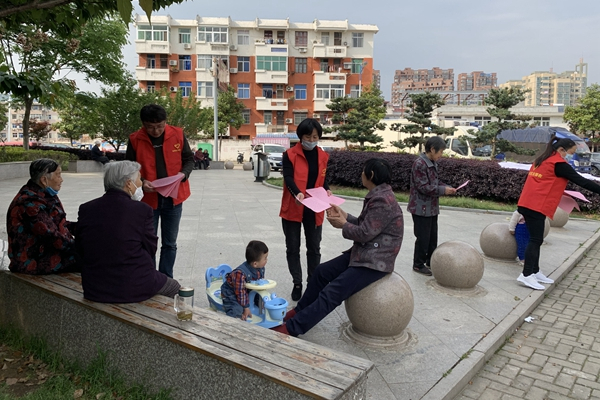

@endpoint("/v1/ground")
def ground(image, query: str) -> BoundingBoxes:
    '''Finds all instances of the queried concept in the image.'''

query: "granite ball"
[224,161,234,169]
[242,162,252,171]
[550,207,569,228]
[430,241,484,289]
[480,222,517,260]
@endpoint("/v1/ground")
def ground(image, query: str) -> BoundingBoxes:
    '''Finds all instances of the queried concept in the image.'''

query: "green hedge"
[0,147,78,170]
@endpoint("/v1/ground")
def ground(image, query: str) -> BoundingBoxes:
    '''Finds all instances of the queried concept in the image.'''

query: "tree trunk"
[22,97,34,150]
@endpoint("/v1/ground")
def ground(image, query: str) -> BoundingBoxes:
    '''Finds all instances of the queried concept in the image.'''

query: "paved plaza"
[1,167,600,400]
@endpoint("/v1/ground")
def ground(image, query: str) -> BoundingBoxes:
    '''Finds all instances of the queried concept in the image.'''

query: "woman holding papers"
[76,161,181,303]
[279,118,331,301]
[271,158,404,336]
[516,136,600,290]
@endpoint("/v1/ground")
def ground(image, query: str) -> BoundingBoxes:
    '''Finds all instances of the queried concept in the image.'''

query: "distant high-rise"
[372,69,381,90]
[456,71,497,91]
[500,60,587,107]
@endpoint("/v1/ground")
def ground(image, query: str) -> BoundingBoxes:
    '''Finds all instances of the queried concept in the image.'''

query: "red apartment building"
[134,16,377,139]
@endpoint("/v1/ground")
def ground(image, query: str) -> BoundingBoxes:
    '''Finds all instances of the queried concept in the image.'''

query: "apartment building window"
[352,33,364,48]
[351,58,364,74]
[179,28,191,44]
[334,32,342,46]
[197,55,212,69]
[321,32,330,45]
[262,84,273,98]
[315,84,344,99]
[237,29,250,45]
[295,58,307,73]
[160,55,168,69]
[295,31,308,46]
[237,56,250,72]
[264,112,272,125]
[256,56,286,71]
[277,31,286,44]
[137,25,168,41]
[31,114,42,120]
[350,85,360,98]
[147,81,156,93]
[533,117,550,126]
[179,55,192,71]
[295,84,307,100]
[146,54,156,68]
[294,112,308,125]
[474,116,491,126]
[11,114,16,120]
[179,82,192,97]
[242,109,251,124]
[198,26,228,43]
[264,30,273,41]
[32,105,42,110]
[237,83,250,99]
[320,59,329,72]
[197,81,213,97]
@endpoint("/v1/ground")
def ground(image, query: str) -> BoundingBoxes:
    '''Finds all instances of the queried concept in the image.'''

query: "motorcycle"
[237,152,244,164]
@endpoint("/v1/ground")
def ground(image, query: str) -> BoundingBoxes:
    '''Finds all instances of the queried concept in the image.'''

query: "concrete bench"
[68,160,105,173]
[0,272,372,400]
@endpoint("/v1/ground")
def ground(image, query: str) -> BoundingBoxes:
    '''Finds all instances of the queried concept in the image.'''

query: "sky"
[75,0,600,101]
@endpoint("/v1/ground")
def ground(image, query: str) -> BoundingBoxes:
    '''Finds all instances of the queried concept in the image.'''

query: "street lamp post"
[358,61,368,97]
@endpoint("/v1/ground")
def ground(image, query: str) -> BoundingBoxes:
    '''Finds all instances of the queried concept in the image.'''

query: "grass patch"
[0,325,172,400]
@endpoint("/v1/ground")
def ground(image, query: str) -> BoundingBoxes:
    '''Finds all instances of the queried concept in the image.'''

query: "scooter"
[237,152,244,164]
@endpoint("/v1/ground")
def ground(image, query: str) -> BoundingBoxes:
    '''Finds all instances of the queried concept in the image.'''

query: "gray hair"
[94,139,101,145]
[103,161,141,192]
[30,158,59,184]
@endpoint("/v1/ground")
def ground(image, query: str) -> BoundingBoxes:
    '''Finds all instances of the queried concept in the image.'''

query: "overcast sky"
[76,0,600,101]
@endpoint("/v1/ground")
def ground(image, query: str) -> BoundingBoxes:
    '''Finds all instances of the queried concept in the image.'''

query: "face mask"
[302,140,318,151]
[45,186,59,197]
[130,182,144,201]
[564,153,573,162]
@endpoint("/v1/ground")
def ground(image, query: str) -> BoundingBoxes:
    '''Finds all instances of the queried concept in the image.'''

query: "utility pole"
[212,57,219,161]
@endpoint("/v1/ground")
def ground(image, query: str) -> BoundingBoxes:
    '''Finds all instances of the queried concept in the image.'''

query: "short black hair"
[245,240,269,264]
[30,158,59,183]
[140,104,167,123]
[425,136,446,153]
[363,158,392,186]
[296,118,323,140]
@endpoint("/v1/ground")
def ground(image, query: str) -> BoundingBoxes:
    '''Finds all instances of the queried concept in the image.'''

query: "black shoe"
[291,284,302,301]
[413,265,432,276]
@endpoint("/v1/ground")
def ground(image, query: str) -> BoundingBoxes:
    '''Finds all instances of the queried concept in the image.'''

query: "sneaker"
[413,265,432,276]
[534,272,554,284]
[291,284,302,301]
[270,322,289,335]
[517,259,524,266]
[517,273,545,290]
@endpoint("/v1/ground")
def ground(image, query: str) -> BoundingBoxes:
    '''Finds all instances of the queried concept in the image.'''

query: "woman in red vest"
[517,135,600,290]
[279,118,330,301]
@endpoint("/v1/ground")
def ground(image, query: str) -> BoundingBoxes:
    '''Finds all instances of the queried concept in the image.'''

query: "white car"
[251,143,287,171]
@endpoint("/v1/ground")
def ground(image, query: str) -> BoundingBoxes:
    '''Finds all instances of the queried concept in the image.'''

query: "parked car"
[590,153,600,176]
[473,145,492,157]
[250,143,286,171]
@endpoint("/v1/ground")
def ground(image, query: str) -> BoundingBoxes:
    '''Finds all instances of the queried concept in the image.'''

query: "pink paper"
[301,187,345,213]
[558,195,580,213]
[456,180,470,190]
[151,173,184,198]
[564,190,590,203]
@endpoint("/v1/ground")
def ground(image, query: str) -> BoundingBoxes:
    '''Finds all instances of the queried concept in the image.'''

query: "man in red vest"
[125,104,194,278]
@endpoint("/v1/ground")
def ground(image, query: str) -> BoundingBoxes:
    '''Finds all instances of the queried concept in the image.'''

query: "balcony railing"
[256,97,288,111]
[135,67,170,82]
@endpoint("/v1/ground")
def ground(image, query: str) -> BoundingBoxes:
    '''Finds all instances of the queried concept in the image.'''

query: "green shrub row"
[0,147,78,170]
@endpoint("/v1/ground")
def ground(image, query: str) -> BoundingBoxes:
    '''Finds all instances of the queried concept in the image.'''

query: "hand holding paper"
[456,180,470,190]
[301,187,345,213]
[151,173,185,198]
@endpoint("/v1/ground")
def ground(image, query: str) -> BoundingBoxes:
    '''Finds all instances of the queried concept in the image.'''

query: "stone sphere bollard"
[480,222,517,260]
[344,273,414,348]
[550,207,569,228]
[242,162,252,171]
[224,161,234,169]
[544,218,551,238]
[430,241,484,289]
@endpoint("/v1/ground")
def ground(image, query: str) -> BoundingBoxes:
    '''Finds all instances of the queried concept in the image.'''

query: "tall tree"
[326,84,386,150]
[390,92,454,153]
[564,84,600,152]
[199,86,245,151]
[155,89,211,141]
[468,87,533,159]
[54,91,100,145]
[1,16,128,149]
[0,102,8,135]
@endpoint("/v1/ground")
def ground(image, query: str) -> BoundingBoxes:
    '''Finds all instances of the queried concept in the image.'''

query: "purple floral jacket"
[407,153,448,217]
[342,183,404,273]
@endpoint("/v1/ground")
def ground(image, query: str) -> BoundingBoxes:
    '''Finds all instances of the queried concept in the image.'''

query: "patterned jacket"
[342,183,404,273]
[7,180,77,274]
[407,153,448,217]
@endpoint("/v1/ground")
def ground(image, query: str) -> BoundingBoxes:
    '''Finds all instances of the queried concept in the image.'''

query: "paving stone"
[582,360,600,376]
[570,384,592,399]
[524,385,549,400]
[528,354,548,368]
[554,372,577,389]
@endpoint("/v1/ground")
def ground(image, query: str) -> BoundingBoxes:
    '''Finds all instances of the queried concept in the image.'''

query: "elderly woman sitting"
[76,161,181,303]
[7,158,78,274]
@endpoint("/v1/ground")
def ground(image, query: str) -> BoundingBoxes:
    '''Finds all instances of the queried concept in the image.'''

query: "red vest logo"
[173,143,181,152]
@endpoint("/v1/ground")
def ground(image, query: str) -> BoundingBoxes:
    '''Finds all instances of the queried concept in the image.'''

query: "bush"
[0,147,78,170]
[327,151,600,214]
[33,145,126,161]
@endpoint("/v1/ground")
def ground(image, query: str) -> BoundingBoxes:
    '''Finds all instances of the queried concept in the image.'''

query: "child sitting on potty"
[508,210,529,266]
[220,240,268,320]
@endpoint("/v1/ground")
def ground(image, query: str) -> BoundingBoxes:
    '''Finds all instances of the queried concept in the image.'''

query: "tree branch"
[0,0,74,18]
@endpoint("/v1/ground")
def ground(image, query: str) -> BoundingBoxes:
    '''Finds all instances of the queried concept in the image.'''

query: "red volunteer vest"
[518,152,568,218]
[129,124,191,209]
[279,143,329,225]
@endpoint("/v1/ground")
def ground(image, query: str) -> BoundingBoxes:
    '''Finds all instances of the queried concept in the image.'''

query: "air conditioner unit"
[313,40,319,44]
[229,68,238,73]
[343,62,352,69]
[229,45,237,51]
[169,60,178,66]
[170,86,178,92]
[299,48,307,53]
[286,86,293,92]
[183,43,192,50]
[343,41,348,46]
[285,118,293,124]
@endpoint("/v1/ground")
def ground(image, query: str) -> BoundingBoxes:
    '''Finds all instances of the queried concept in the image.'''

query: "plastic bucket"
[264,297,288,320]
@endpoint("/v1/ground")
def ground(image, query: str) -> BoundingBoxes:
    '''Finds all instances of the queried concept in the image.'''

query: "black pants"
[518,206,545,277]
[411,214,438,268]
[282,215,322,285]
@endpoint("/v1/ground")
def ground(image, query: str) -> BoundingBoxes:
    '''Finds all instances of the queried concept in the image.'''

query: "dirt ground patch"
[0,342,55,398]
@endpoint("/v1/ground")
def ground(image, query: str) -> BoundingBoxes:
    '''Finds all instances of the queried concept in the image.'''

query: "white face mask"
[302,140,318,150]
[130,182,144,201]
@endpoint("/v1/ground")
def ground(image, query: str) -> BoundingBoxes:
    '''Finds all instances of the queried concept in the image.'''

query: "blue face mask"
[302,140,318,151]
[45,186,59,196]
[564,153,573,162]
